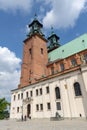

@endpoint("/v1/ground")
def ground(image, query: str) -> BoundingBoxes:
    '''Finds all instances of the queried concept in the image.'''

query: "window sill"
[55,99,61,102]
[47,109,51,111]
[74,95,82,98]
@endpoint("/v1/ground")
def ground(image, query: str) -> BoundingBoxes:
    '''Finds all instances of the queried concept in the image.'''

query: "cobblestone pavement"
[0,119,87,130]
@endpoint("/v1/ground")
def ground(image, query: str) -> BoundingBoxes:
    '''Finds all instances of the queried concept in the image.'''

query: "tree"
[0,98,10,119]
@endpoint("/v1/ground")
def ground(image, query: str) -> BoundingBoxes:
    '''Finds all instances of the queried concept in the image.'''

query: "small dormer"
[48,27,60,52]
[27,14,44,37]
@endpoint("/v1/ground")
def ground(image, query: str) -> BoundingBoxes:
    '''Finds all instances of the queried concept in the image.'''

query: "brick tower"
[19,15,48,88]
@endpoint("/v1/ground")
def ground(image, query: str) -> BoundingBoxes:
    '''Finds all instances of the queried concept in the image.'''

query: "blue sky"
[0,0,87,101]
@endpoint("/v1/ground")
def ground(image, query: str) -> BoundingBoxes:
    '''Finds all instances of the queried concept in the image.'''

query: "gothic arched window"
[74,82,82,96]
[55,87,61,99]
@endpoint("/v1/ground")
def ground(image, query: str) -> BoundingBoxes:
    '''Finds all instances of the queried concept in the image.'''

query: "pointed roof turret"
[29,13,43,28]
[48,27,60,52]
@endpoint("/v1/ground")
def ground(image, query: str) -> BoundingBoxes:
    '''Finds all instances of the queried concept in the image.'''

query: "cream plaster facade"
[10,64,87,119]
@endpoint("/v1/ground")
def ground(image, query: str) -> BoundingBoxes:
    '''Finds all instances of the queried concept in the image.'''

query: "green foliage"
[0,98,10,120]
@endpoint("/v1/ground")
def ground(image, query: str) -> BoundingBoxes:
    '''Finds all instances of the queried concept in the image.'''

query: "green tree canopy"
[0,98,10,119]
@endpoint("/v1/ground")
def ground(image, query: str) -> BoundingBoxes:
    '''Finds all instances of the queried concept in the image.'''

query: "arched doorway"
[27,104,31,118]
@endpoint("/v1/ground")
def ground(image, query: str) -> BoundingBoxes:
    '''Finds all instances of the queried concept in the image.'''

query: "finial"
[51,26,54,35]
[34,13,37,20]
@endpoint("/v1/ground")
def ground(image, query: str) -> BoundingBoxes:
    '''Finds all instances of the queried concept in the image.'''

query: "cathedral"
[10,15,87,119]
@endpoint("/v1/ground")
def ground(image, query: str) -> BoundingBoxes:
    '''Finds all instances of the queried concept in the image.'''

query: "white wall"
[10,69,87,119]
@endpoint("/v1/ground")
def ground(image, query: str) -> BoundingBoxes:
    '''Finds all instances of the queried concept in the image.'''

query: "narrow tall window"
[29,48,32,55]
[41,48,43,54]
[46,86,49,94]
[13,95,16,101]
[30,91,33,97]
[36,104,39,111]
[47,103,51,110]
[21,93,23,99]
[71,58,77,66]
[74,82,82,96]
[26,91,28,98]
[18,94,20,100]
[55,87,61,99]
[51,67,54,74]
[60,63,64,71]
[56,102,61,110]
[40,104,43,111]
[17,107,19,113]
[40,88,42,95]
[36,89,38,96]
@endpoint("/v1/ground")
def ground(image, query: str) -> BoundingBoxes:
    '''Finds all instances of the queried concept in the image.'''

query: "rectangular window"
[46,86,49,94]
[17,107,19,113]
[71,58,77,66]
[41,48,43,54]
[36,89,38,96]
[13,95,16,101]
[36,104,39,111]
[51,67,54,75]
[56,102,61,110]
[40,88,42,95]
[30,91,33,97]
[47,102,51,110]
[60,63,64,71]
[40,104,43,111]
[21,93,23,99]
[18,94,20,100]
[29,48,32,55]
[26,91,28,98]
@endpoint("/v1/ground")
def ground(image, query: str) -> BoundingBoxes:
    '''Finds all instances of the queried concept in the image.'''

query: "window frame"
[17,107,19,113]
[60,63,64,71]
[74,82,82,97]
[30,90,33,97]
[40,88,42,95]
[56,102,61,110]
[36,89,38,96]
[47,102,51,110]
[55,87,61,99]
[51,66,54,75]
[26,91,28,98]
[13,95,16,101]
[71,58,77,66]
[18,94,20,100]
[29,48,32,55]
[21,93,23,99]
[46,86,49,94]
[36,104,39,111]
[41,48,43,54]
[40,104,43,111]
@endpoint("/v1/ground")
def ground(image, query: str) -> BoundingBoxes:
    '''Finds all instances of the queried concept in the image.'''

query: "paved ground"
[0,119,87,130]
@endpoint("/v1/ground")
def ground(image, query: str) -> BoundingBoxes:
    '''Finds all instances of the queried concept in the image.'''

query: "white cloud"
[42,0,87,29]
[0,0,33,13]
[0,46,21,101]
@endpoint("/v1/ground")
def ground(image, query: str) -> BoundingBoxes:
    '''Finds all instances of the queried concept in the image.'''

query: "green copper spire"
[51,26,54,35]
[48,27,60,52]
[27,14,44,37]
